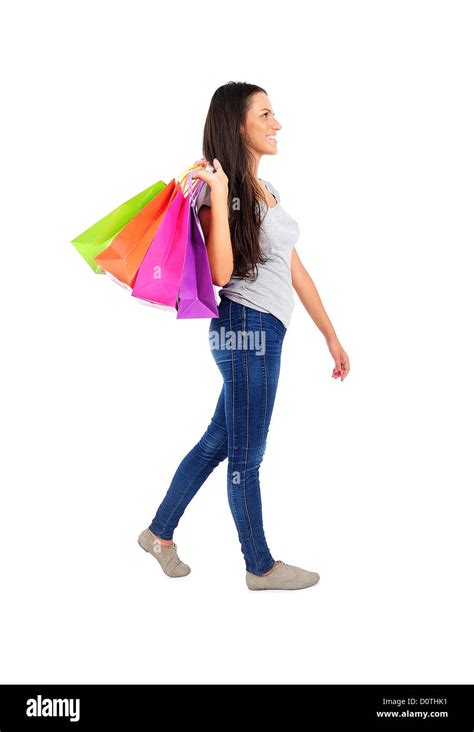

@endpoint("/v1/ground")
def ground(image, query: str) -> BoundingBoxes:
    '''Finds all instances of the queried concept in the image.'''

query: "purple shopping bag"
[176,178,219,319]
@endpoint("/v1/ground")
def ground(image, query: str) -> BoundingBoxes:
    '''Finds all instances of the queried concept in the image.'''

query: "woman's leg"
[210,298,286,576]
[148,385,228,540]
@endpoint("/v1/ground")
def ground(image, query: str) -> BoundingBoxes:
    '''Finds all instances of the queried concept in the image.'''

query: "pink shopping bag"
[131,180,190,306]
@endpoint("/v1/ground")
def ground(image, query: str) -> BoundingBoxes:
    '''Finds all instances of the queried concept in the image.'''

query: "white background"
[1,0,473,685]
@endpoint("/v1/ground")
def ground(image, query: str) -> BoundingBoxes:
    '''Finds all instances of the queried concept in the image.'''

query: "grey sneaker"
[137,528,191,577]
[246,560,320,590]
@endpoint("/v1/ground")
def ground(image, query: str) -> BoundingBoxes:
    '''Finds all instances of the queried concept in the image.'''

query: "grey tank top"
[195,179,300,329]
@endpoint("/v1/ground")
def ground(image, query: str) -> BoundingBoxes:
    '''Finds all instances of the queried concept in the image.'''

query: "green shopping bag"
[71,179,166,273]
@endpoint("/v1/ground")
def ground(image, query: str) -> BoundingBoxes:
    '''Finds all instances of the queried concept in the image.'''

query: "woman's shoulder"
[261,179,280,203]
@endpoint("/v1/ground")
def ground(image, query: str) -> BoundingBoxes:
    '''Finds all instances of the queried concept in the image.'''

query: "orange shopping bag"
[95,179,177,287]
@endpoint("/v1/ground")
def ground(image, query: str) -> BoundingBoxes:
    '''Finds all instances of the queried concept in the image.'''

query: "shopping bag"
[94,179,175,287]
[71,180,166,273]
[130,173,195,306]
[176,179,219,318]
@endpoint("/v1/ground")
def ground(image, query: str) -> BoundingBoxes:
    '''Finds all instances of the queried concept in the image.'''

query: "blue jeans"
[148,295,287,575]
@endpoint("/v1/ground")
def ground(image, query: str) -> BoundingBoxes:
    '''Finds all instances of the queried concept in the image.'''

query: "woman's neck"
[247,150,262,180]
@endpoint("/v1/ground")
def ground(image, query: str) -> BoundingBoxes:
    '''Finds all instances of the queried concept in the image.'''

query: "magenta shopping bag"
[131,181,190,306]
[176,179,219,319]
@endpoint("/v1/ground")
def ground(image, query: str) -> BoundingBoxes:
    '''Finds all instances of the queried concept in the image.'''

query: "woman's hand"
[326,335,350,382]
[191,157,228,198]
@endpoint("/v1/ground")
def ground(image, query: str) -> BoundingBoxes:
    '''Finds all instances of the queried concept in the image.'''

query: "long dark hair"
[202,81,272,281]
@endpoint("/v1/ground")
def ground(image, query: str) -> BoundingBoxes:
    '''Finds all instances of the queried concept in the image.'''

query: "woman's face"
[241,92,282,157]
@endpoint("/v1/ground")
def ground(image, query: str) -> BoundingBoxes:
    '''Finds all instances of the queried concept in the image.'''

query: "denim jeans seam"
[228,301,239,538]
[240,306,263,573]
[227,300,241,536]
[230,300,236,456]
[256,311,267,522]
[261,311,268,448]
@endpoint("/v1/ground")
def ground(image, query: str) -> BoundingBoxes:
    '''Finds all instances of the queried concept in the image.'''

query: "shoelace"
[278,561,297,573]
[152,539,177,552]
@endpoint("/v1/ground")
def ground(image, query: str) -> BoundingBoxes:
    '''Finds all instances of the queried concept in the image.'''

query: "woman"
[138,82,350,590]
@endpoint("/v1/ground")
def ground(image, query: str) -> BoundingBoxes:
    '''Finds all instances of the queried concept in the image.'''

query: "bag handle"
[185,171,205,205]
[177,163,198,181]
[177,162,205,187]
[175,162,208,204]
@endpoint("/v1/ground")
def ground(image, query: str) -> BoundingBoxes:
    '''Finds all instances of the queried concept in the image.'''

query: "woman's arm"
[192,158,234,287]
[291,247,350,380]
[291,247,337,339]
[198,193,234,286]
